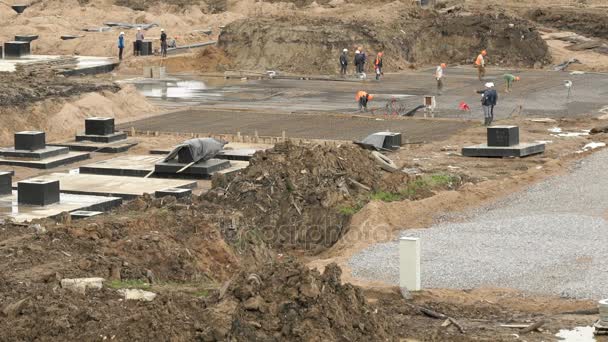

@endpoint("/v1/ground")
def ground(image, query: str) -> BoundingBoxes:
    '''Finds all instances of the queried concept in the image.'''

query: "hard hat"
[137,27,142,31]
[161,28,165,31]
[355,50,360,54]
[343,48,348,52]
[440,63,446,68]
[378,52,383,56]
[120,32,125,35]
[481,50,487,56]
[485,82,494,88]
[515,76,521,81]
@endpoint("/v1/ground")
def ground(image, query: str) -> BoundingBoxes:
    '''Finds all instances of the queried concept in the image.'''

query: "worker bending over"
[503,74,520,93]
[356,91,374,112]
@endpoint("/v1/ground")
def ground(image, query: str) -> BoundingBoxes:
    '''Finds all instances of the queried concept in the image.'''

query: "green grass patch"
[193,289,210,298]
[107,279,151,290]
[370,191,403,202]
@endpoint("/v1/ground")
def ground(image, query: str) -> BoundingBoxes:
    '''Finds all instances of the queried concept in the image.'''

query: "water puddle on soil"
[555,326,596,341]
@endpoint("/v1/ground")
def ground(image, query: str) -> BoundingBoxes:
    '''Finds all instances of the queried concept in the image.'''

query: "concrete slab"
[154,159,230,178]
[155,188,192,199]
[0,191,121,223]
[0,151,90,169]
[49,139,138,153]
[150,148,258,161]
[0,146,69,159]
[70,210,103,219]
[76,132,128,143]
[13,173,197,199]
[79,155,163,177]
[461,142,546,158]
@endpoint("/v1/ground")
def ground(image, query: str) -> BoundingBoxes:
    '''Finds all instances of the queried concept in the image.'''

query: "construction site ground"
[5,0,608,340]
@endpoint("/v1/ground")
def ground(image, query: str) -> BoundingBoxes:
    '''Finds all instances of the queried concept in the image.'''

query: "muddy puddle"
[555,326,596,341]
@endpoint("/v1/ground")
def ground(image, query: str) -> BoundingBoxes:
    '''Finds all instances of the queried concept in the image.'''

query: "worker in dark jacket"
[374,52,383,80]
[160,28,168,57]
[340,49,348,76]
[356,90,373,112]
[476,82,498,126]
[354,50,361,74]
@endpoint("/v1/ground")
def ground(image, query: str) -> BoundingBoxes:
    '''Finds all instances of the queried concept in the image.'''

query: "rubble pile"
[201,259,393,341]
[207,141,408,253]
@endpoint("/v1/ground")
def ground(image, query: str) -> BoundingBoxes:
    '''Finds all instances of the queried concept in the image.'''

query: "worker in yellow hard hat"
[503,73,520,93]
[475,50,487,81]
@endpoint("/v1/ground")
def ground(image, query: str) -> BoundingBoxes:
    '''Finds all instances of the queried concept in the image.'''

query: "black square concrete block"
[4,41,30,58]
[487,126,519,147]
[15,131,45,151]
[155,188,192,199]
[0,171,12,195]
[18,179,60,206]
[133,41,153,56]
[85,117,115,136]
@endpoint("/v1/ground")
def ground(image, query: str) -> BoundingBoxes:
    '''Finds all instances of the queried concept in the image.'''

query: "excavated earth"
[0,71,120,108]
[219,11,551,74]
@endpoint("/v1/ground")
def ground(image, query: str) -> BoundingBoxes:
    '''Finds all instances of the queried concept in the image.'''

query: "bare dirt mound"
[206,141,409,254]
[528,8,608,40]
[0,71,119,108]
[218,11,550,74]
[201,259,395,341]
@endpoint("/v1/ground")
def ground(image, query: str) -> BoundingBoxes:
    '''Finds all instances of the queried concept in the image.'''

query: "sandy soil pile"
[206,141,410,254]
[0,74,156,145]
[201,259,394,341]
[219,10,551,74]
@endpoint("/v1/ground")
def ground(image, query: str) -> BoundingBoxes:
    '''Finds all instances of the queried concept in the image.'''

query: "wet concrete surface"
[123,68,608,141]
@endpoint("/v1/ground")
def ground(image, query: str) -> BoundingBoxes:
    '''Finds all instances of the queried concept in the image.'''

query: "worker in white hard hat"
[476,82,498,126]
[135,27,144,56]
[117,32,125,61]
[339,48,348,76]
[160,28,168,57]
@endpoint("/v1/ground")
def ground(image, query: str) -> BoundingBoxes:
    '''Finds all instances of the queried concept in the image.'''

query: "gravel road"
[349,149,608,299]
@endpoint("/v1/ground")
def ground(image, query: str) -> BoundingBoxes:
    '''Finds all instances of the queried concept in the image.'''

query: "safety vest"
[475,54,484,66]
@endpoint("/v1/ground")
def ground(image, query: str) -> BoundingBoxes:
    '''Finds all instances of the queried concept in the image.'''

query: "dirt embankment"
[0,71,156,145]
[218,11,551,74]
[527,8,608,40]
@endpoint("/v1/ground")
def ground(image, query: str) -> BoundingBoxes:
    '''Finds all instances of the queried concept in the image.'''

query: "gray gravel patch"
[349,148,608,299]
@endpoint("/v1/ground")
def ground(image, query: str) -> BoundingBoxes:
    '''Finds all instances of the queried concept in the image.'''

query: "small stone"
[243,296,263,311]
[118,289,157,302]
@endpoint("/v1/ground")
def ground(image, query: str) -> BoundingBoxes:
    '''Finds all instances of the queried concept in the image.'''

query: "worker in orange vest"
[356,91,374,112]
[475,50,487,81]
[374,52,384,80]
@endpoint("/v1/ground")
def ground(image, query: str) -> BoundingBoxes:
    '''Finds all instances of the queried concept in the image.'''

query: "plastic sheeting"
[163,138,227,164]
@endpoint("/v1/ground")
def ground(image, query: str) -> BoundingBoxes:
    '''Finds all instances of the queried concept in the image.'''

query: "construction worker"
[169,36,177,48]
[354,49,363,74]
[476,82,498,126]
[356,90,374,112]
[435,63,446,95]
[475,50,487,81]
[374,52,383,80]
[160,28,168,57]
[339,49,348,76]
[503,73,520,93]
[135,27,144,56]
[117,32,125,61]
[360,48,367,73]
